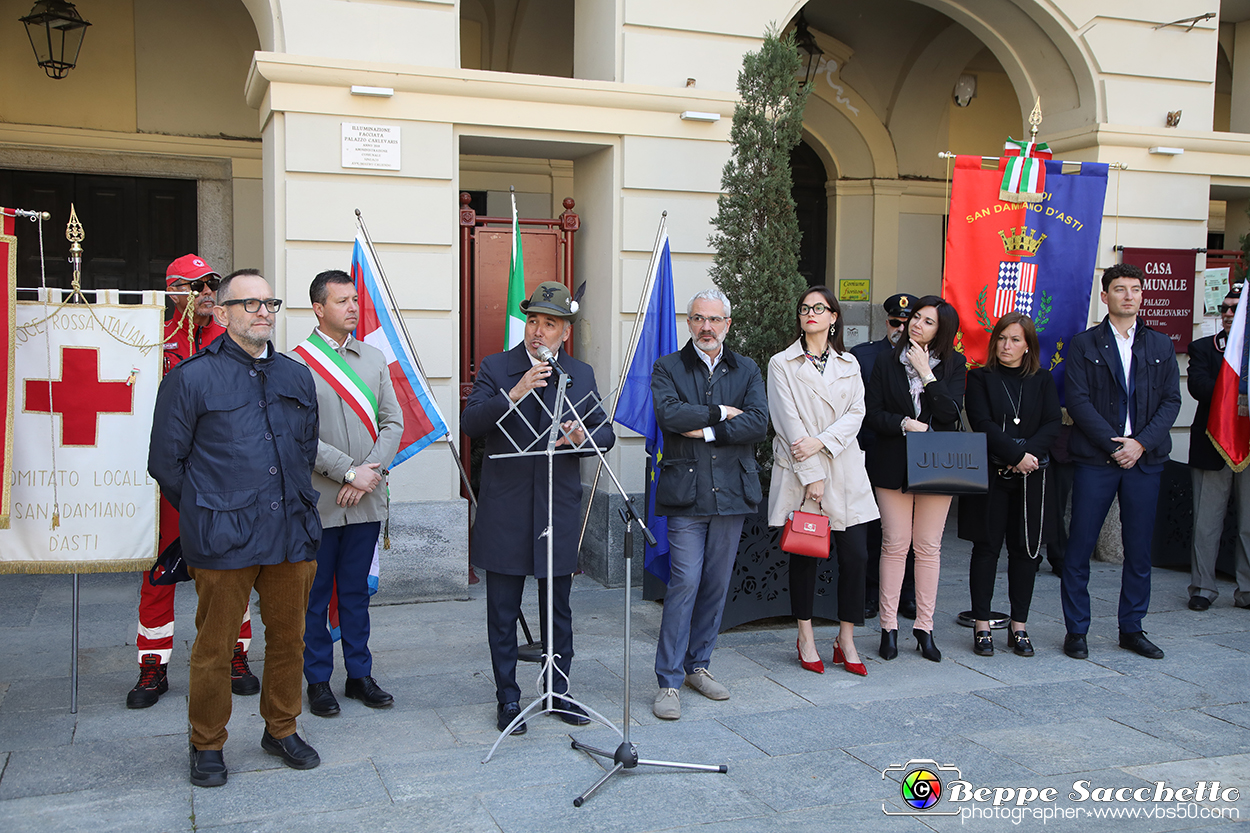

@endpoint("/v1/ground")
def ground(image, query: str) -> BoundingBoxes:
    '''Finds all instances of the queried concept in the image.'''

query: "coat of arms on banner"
[0,299,162,573]
[942,156,1109,401]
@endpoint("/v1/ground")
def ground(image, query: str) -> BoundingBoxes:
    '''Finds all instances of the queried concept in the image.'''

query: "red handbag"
[780,500,831,559]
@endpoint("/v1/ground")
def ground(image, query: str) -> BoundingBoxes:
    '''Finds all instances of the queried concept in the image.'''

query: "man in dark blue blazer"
[1061,264,1181,660]
[462,282,614,735]
[1186,284,1250,611]
[850,292,917,621]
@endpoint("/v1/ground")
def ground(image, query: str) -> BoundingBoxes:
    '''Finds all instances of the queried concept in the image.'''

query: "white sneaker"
[684,667,729,701]
[652,687,681,720]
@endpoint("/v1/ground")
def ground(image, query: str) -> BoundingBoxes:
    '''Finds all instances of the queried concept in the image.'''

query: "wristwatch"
[344,468,357,485]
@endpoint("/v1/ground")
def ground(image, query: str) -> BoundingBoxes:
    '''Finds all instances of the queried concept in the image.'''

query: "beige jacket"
[767,339,879,531]
[289,331,404,528]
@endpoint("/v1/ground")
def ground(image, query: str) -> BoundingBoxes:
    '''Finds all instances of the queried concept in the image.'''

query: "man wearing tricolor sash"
[292,270,404,717]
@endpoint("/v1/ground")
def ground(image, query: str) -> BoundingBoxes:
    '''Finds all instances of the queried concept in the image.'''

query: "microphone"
[536,345,572,381]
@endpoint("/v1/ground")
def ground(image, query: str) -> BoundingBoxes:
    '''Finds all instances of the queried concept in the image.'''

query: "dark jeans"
[790,523,868,625]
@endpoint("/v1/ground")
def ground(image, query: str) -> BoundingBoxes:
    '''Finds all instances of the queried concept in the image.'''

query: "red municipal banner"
[942,156,1108,401]
[1,209,15,529]
[1119,248,1197,353]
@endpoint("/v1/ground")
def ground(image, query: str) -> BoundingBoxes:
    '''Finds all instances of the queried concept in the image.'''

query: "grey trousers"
[654,514,746,690]
[1190,466,1250,606]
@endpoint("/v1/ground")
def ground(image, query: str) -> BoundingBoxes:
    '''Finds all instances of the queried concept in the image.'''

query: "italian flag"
[505,190,526,349]
[1209,294,1250,471]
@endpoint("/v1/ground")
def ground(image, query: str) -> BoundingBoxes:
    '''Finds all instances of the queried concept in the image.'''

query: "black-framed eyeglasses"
[689,314,726,325]
[1220,303,1239,314]
[888,317,908,327]
[221,298,282,314]
[799,303,831,315]
[172,277,220,293]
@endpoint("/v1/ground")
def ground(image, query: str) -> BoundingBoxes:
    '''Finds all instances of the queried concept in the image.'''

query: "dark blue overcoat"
[462,344,614,577]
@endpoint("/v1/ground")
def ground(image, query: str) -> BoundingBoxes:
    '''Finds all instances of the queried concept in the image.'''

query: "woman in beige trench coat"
[768,286,880,676]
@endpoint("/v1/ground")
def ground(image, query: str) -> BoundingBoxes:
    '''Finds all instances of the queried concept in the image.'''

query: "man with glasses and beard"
[649,289,768,721]
[149,269,323,787]
[127,255,258,709]
[850,293,919,621]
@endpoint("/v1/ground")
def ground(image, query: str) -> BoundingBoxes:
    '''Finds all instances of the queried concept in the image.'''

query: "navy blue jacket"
[1065,316,1181,472]
[462,344,614,577]
[651,341,769,517]
[850,336,892,453]
[1187,332,1226,471]
[148,335,322,570]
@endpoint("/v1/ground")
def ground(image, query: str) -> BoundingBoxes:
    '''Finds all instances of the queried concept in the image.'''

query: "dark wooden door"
[0,170,197,300]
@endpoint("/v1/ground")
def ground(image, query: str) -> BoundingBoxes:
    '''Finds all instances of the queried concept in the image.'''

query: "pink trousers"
[875,487,952,632]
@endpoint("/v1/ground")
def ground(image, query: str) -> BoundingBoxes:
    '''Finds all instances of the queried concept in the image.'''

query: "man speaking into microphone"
[462,281,614,734]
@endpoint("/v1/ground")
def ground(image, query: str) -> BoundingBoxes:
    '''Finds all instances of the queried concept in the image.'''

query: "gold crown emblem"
[998,226,1046,256]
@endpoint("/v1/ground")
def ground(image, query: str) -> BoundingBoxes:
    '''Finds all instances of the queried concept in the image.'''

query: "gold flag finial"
[66,203,84,291]
[1028,97,1042,140]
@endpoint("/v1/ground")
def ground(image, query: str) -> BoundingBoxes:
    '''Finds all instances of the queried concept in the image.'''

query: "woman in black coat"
[864,295,966,663]
[957,312,1061,657]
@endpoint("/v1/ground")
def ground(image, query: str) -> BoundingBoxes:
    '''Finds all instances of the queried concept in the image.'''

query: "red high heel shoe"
[797,638,824,674]
[835,640,868,677]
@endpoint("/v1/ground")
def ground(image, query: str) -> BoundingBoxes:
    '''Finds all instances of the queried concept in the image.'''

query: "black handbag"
[903,429,989,495]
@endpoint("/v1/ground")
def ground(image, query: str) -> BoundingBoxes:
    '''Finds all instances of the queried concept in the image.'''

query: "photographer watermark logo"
[882,759,963,816]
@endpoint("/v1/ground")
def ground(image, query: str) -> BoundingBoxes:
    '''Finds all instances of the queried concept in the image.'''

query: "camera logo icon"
[882,759,963,816]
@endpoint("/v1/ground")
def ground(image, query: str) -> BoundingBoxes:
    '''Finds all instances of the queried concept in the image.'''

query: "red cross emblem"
[24,347,135,446]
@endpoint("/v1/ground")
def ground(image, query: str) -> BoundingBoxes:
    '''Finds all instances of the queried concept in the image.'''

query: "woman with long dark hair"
[768,286,879,676]
[958,312,1060,656]
[864,295,965,663]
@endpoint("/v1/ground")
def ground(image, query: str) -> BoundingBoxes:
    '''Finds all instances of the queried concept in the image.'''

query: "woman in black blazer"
[864,295,965,663]
[957,312,1060,657]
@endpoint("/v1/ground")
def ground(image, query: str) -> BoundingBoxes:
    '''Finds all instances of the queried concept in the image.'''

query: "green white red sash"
[293,331,379,440]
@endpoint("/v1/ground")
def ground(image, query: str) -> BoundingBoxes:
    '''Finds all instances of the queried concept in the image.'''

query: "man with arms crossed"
[650,289,768,720]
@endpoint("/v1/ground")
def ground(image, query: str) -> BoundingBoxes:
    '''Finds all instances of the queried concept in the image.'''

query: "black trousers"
[968,481,1040,623]
[485,571,572,705]
[791,522,868,625]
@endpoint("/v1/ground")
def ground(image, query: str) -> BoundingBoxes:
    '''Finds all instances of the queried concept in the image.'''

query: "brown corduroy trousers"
[188,560,317,750]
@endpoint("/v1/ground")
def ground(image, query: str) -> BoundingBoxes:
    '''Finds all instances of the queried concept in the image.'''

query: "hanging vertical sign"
[0,210,16,529]
[0,300,161,573]
[1120,247,1197,353]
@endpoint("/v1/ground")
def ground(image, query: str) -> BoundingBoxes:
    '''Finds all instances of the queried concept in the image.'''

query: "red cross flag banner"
[0,210,16,529]
[942,155,1109,402]
[0,297,162,573]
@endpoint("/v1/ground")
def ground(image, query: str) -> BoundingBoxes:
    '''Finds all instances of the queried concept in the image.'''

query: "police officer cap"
[519,281,579,319]
[884,293,919,317]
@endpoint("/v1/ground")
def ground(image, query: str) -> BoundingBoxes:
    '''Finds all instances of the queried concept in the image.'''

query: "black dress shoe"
[864,598,880,620]
[1064,633,1088,659]
[879,628,898,660]
[1007,629,1035,657]
[189,747,227,788]
[899,599,918,620]
[307,681,340,717]
[913,629,942,662]
[551,696,591,726]
[1188,595,1211,612]
[973,630,994,656]
[497,702,527,735]
[261,730,320,770]
[1119,630,1164,659]
[345,676,393,708]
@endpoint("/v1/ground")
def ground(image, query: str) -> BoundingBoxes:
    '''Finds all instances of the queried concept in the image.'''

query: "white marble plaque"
[341,122,401,171]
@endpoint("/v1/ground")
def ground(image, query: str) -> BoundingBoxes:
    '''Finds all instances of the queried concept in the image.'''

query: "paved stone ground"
[1,529,1248,832]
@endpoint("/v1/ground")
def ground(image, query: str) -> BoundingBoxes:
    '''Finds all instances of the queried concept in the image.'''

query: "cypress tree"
[709,27,810,382]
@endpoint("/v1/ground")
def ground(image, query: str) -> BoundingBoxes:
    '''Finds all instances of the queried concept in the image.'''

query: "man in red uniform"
[126,254,259,708]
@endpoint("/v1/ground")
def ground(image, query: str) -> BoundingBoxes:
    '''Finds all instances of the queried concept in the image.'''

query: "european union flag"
[614,232,678,582]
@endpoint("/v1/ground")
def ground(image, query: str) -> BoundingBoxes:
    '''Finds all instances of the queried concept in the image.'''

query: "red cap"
[165,254,220,286]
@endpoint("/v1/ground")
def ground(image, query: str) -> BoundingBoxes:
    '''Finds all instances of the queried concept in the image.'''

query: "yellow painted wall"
[0,0,137,132]
[947,70,1023,157]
